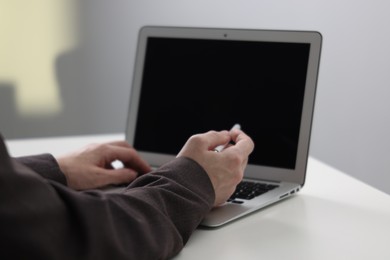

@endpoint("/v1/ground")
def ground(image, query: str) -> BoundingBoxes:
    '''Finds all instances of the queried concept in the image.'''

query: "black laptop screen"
[133,37,310,169]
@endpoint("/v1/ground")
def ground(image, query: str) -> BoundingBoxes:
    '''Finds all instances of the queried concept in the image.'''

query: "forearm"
[14,154,67,185]
[0,156,214,259]
[126,157,215,247]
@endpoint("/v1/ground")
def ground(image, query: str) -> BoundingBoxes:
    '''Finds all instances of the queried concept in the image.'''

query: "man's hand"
[57,141,152,190]
[177,129,254,206]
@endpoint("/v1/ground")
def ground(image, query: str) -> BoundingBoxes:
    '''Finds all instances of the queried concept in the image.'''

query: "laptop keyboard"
[228,181,279,204]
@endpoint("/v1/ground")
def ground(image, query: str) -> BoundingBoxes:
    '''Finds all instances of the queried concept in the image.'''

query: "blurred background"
[1,0,389,195]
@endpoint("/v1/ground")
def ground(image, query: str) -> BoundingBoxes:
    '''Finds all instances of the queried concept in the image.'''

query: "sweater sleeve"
[14,154,67,185]
[0,135,215,260]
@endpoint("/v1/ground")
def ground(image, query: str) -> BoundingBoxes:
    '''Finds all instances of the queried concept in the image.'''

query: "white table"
[6,134,390,260]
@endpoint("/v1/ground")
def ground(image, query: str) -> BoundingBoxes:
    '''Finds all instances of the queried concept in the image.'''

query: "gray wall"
[1,0,389,194]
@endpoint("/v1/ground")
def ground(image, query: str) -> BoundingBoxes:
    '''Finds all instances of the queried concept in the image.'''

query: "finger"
[229,130,255,155]
[98,168,139,186]
[201,130,231,150]
[104,145,152,174]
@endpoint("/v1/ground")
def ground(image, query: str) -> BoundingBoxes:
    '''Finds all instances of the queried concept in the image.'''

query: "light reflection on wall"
[0,0,77,117]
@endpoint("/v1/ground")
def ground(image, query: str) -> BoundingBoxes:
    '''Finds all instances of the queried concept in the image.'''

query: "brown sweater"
[0,134,214,260]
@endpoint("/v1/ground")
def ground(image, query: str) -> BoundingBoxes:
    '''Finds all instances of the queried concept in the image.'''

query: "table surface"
[6,134,390,260]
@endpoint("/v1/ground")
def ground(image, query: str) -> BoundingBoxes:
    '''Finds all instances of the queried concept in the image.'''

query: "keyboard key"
[229,181,279,201]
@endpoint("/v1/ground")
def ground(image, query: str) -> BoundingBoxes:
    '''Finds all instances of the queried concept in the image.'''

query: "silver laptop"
[125,26,322,227]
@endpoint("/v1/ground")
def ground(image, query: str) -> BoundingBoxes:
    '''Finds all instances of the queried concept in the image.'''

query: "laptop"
[124,26,322,227]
